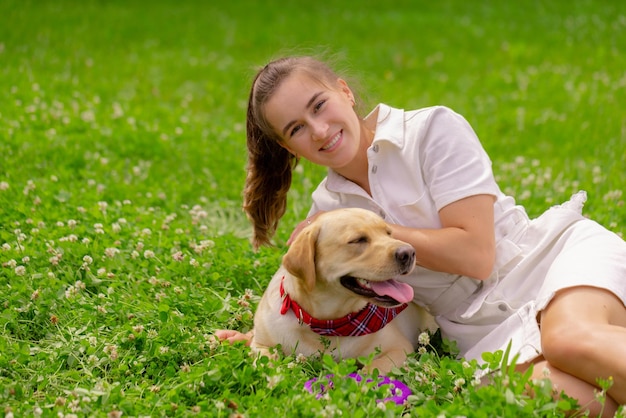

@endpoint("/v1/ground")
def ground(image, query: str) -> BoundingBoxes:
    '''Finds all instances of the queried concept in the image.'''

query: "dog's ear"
[282,224,319,291]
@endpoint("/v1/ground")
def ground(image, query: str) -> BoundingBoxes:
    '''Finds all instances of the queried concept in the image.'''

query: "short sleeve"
[414,107,499,210]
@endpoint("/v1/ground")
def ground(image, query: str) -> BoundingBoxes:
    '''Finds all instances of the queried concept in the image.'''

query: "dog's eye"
[349,236,369,244]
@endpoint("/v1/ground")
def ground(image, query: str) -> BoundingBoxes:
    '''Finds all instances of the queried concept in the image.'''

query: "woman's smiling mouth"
[320,131,342,151]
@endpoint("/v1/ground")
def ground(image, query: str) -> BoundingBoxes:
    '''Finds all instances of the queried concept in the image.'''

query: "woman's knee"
[540,320,596,368]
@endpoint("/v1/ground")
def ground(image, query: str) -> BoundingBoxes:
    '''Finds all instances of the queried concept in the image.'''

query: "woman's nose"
[310,119,328,141]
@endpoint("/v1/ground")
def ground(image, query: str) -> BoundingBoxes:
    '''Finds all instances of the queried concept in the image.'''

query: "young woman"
[217,55,626,414]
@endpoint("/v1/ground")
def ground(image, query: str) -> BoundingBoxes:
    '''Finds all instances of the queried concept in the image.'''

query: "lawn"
[1,0,625,416]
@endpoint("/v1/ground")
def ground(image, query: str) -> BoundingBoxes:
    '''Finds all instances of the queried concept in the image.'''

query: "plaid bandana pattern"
[279,277,408,337]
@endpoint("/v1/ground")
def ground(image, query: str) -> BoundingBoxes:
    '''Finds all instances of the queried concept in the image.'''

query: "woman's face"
[263,71,362,170]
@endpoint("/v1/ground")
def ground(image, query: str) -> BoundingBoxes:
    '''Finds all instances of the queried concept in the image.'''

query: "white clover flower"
[104,247,119,258]
[15,265,26,276]
[65,286,78,299]
[159,346,170,354]
[83,255,93,264]
[112,102,124,119]
[266,374,283,389]
[418,331,430,346]
[0,181,9,191]
[6,259,17,268]
[81,109,95,123]
[172,251,184,261]
[143,250,155,259]
[2,243,10,251]
[112,223,121,233]
[67,219,77,228]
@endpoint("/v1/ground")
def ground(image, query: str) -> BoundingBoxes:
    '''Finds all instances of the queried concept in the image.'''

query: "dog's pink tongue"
[370,279,414,304]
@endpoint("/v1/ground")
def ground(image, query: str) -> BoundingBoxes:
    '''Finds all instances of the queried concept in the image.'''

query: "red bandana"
[279,277,408,337]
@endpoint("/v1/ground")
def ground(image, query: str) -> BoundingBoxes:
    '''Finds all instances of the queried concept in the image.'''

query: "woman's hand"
[286,211,326,245]
[215,329,253,345]
[389,194,496,280]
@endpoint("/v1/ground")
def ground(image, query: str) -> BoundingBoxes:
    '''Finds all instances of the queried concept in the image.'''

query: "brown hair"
[243,56,346,249]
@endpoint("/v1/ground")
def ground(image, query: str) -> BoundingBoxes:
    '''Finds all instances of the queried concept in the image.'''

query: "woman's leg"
[522,359,618,417]
[539,286,626,405]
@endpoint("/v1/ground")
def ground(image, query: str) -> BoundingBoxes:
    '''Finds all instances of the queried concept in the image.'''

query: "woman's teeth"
[321,132,341,150]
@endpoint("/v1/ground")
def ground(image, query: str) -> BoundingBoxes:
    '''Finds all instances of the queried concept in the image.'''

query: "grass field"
[1,0,625,416]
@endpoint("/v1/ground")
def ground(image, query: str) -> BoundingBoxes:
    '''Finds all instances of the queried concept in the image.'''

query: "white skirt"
[437,191,626,364]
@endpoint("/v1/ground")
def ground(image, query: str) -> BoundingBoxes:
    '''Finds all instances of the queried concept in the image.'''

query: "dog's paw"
[250,345,279,368]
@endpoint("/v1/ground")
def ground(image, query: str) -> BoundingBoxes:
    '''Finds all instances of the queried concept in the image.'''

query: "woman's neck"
[335,117,376,195]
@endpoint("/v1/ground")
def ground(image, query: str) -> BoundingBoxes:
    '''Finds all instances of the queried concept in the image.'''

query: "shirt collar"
[325,103,405,192]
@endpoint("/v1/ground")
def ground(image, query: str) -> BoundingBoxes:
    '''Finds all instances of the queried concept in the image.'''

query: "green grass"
[1,0,625,416]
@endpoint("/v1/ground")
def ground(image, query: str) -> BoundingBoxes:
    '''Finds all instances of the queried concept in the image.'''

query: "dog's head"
[282,208,415,309]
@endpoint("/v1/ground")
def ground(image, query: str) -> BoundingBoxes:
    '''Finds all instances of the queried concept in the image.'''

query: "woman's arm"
[389,194,496,280]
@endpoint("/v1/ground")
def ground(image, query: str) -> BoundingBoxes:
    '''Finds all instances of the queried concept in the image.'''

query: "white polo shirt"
[310,104,525,312]
[307,104,626,365]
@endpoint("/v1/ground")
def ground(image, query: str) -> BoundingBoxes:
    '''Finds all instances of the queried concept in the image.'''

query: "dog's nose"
[395,246,416,274]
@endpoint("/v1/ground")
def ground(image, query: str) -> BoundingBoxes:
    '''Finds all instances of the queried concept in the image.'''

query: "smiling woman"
[227,54,626,415]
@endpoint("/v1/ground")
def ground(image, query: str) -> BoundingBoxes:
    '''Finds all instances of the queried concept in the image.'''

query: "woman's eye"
[314,100,326,112]
[289,125,302,137]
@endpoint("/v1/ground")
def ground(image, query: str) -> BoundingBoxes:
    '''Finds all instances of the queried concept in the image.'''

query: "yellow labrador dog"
[251,208,436,374]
